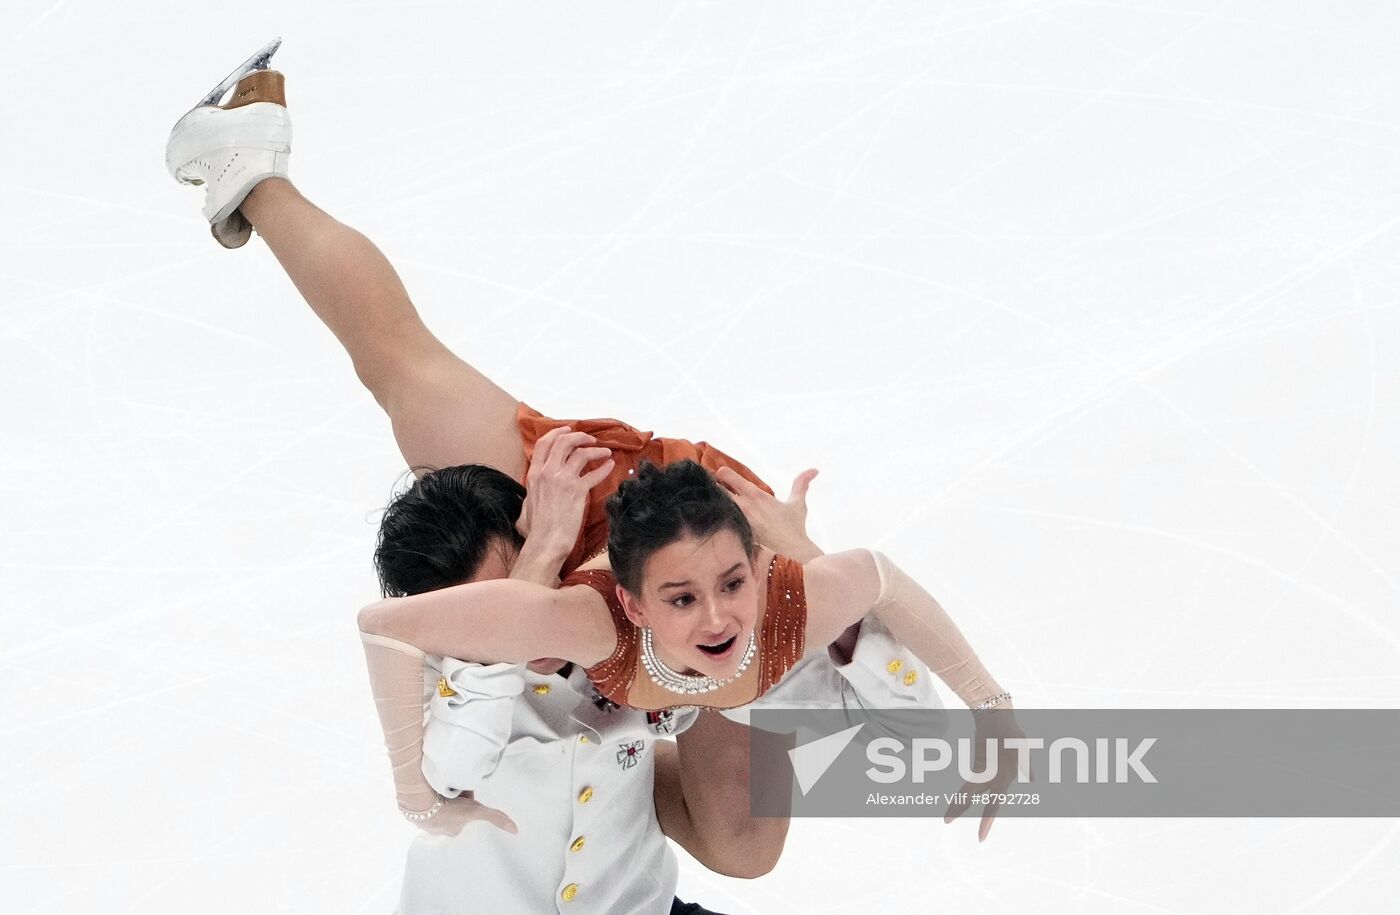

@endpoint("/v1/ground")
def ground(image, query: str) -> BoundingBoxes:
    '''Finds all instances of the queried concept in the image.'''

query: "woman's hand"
[715,466,821,562]
[942,705,1031,843]
[515,425,614,555]
[415,791,518,838]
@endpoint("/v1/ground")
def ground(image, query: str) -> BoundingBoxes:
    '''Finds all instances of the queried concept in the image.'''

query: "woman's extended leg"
[239,178,527,480]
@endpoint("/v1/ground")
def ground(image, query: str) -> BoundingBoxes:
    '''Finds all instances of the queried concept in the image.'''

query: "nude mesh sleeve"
[360,631,440,815]
[865,549,1004,708]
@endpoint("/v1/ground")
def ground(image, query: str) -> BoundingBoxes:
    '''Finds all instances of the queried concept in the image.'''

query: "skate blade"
[196,37,282,108]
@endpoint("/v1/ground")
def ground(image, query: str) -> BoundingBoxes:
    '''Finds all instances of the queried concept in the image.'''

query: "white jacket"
[400,618,941,914]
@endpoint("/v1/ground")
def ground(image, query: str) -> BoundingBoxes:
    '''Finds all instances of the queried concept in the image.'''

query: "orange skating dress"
[567,554,808,711]
[516,402,773,577]
[517,403,802,708]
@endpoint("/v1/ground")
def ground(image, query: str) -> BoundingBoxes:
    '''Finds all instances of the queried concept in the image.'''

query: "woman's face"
[619,528,760,680]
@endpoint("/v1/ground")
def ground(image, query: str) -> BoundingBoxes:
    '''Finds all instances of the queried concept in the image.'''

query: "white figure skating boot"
[166,38,291,248]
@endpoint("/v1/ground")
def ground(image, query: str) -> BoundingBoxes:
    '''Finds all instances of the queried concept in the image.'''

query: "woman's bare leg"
[240,178,526,480]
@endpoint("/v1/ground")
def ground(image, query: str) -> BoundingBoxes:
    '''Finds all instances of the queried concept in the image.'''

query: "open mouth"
[697,635,737,657]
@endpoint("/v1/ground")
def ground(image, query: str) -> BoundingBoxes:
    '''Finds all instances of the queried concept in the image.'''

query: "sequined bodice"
[570,552,809,712]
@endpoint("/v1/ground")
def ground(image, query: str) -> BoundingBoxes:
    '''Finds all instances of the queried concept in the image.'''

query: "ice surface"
[2,2,1398,912]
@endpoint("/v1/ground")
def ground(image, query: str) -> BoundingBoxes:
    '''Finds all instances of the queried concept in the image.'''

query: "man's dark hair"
[374,464,526,597]
[605,460,756,594]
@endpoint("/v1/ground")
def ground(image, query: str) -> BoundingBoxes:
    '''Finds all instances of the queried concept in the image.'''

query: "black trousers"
[671,897,730,915]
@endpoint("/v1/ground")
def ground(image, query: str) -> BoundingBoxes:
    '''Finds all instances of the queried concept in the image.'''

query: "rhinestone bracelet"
[400,796,444,823]
[971,691,1013,712]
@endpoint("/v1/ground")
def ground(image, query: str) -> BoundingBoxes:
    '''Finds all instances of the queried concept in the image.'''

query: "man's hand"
[715,466,821,562]
[512,426,614,583]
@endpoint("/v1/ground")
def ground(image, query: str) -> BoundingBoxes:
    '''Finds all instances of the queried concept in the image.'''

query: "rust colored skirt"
[516,403,772,576]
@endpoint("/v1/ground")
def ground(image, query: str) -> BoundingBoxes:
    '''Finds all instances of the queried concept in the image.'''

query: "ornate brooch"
[616,740,645,770]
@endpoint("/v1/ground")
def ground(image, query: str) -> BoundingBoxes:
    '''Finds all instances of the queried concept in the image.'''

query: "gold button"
[570,835,586,853]
[533,684,551,695]
[436,677,458,698]
[903,670,919,686]
[579,734,590,745]
[578,787,594,804]
[886,660,903,674]
[561,883,579,902]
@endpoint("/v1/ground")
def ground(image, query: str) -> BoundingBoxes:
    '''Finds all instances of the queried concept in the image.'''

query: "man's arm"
[421,427,608,796]
[653,709,793,879]
[368,426,612,832]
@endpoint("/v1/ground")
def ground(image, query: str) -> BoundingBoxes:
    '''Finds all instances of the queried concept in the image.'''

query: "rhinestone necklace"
[640,628,757,695]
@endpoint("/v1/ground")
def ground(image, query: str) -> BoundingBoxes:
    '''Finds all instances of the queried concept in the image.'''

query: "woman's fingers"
[476,803,519,835]
[715,466,758,496]
[536,428,601,471]
[943,781,975,823]
[716,466,818,507]
[429,795,519,837]
[563,445,612,472]
[787,468,819,505]
[545,431,597,466]
[531,425,572,470]
[978,800,1000,842]
[580,458,616,488]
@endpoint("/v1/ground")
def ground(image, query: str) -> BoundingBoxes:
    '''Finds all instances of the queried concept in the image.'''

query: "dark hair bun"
[606,460,755,593]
